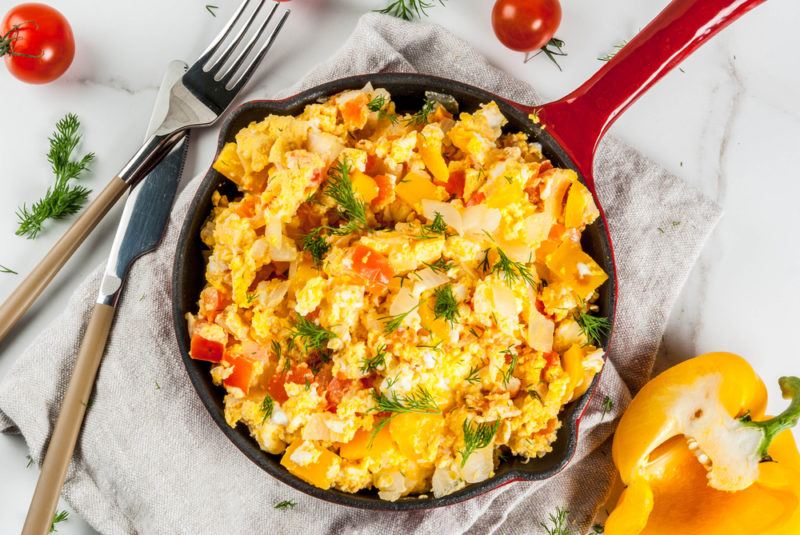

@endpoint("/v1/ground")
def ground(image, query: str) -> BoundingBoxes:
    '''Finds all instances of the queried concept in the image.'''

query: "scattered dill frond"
[418,212,449,239]
[465,364,482,384]
[600,395,614,421]
[26,454,33,468]
[468,327,482,339]
[0,264,16,274]
[362,344,388,374]
[541,507,570,535]
[324,159,367,235]
[528,388,543,404]
[380,303,419,334]
[155,381,161,390]
[17,114,95,239]
[205,4,218,16]
[274,500,297,510]
[529,37,567,71]
[424,257,453,274]
[367,94,387,112]
[576,313,611,347]
[405,98,437,127]
[416,339,443,353]
[303,228,331,266]
[289,316,337,352]
[500,346,518,386]
[433,284,459,325]
[272,340,283,360]
[371,385,439,414]
[592,523,605,534]
[598,40,628,61]
[491,247,537,289]
[261,394,274,423]
[478,248,491,272]
[376,0,446,20]
[459,419,499,466]
[49,510,69,533]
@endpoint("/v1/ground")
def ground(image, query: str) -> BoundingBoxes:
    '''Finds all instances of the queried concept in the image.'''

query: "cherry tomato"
[352,245,393,287]
[0,3,74,84]
[492,0,562,53]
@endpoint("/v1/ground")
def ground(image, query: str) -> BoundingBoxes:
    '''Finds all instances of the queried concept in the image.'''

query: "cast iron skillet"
[172,0,762,511]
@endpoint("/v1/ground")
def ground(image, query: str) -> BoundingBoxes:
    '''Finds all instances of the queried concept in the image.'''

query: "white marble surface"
[0,0,798,533]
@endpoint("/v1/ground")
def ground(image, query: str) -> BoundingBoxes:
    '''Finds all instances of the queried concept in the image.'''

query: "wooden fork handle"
[22,302,116,535]
[0,177,126,343]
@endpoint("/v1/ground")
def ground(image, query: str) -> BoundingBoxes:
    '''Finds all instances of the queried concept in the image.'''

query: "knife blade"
[22,62,192,535]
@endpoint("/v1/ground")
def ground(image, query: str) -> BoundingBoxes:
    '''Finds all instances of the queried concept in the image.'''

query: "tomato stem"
[0,21,43,59]
[741,376,800,460]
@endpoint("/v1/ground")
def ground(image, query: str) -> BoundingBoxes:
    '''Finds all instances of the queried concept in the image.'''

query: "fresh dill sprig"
[16,114,95,239]
[405,98,437,127]
[376,0,446,20]
[598,40,628,62]
[600,395,614,421]
[576,312,611,347]
[260,394,274,423]
[205,4,218,17]
[418,212,449,239]
[49,510,69,533]
[371,385,439,414]
[500,346,518,386]
[491,247,537,289]
[528,388,543,404]
[289,316,337,352]
[592,523,605,534]
[367,94,387,112]
[26,454,33,468]
[362,344,388,374]
[541,507,570,535]
[324,159,368,235]
[274,500,297,510]
[459,419,499,466]
[478,248,491,272]
[272,339,283,360]
[423,257,453,274]
[302,228,331,266]
[433,284,459,325]
[465,364,482,384]
[0,264,17,274]
[530,37,567,71]
[380,303,419,334]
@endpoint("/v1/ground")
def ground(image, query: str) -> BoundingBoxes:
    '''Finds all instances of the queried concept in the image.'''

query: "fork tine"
[228,9,290,92]
[195,0,252,66]
[217,2,278,82]
[207,0,267,73]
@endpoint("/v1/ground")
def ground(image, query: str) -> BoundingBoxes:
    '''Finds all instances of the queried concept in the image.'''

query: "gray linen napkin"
[0,14,721,535]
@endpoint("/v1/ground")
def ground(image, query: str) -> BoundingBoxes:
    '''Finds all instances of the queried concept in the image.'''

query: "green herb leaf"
[26,454,33,468]
[362,344,388,374]
[376,0,446,20]
[500,346,518,386]
[532,37,568,71]
[459,418,499,466]
[302,228,331,266]
[600,395,614,421]
[261,394,275,423]
[205,4,218,16]
[380,303,420,334]
[405,98,437,127]
[491,246,537,289]
[274,499,297,510]
[0,264,17,274]
[324,159,368,235]
[576,312,611,347]
[418,212,449,239]
[16,114,94,239]
[371,385,439,415]
[541,507,570,535]
[433,284,459,325]
[367,94,387,112]
[465,364,482,384]
[289,316,337,353]
[49,510,69,533]
[598,40,628,62]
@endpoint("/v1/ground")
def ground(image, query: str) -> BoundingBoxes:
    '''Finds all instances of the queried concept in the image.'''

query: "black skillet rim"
[172,73,617,511]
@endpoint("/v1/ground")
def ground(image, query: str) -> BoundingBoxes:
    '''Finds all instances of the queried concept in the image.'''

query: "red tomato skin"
[190,334,224,363]
[352,245,393,286]
[491,0,562,53]
[371,174,392,207]
[223,355,256,394]
[267,363,314,403]
[1,3,75,84]
[445,170,466,198]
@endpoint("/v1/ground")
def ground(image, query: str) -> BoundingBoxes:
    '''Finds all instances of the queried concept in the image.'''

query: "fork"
[0,0,290,345]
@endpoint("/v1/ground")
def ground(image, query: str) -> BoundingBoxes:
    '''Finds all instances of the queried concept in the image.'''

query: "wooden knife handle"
[21,302,116,535]
[0,177,126,343]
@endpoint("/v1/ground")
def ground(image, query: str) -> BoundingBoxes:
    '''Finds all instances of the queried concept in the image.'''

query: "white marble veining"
[0,0,798,533]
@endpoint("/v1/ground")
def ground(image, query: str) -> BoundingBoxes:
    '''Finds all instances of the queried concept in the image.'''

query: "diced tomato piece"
[223,355,256,394]
[444,170,466,198]
[466,191,486,207]
[190,334,224,363]
[267,363,314,403]
[234,196,258,218]
[360,375,377,390]
[352,245,393,286]
[365,154,381,176]
[199,287,228,321]
[548,223,566,240]
[326,375,353,407]
[544,351,561,368]
[371,174,392,207]
[538,160,553,173]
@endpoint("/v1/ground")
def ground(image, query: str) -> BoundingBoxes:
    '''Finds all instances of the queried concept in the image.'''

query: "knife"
[21,61,191,535]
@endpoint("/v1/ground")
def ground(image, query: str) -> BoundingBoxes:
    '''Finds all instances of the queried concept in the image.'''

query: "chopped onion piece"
[462,205,501,235]
[422,199,463,236]
[528,306,554,352]
[524,213,554,244]
[413,267,450,296]
[263,280,289,308]
[307,130,345,166]
[389,287,418,317]
[491,282,518,321]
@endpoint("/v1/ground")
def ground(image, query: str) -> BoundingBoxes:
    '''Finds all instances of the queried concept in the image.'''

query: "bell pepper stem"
[742,376,800,460]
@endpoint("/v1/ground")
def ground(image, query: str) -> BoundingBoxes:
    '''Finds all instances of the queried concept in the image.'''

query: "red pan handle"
[534,0,765,190]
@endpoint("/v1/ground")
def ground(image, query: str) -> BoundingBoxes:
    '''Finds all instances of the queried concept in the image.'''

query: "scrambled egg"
[186,85,608,500]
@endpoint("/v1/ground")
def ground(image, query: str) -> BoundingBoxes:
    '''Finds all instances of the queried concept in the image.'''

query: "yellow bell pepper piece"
[419,296,450,341]
[339,425,395,461]
[606,353,800,535]
[564,180,600,229]
[350,169,379,203]
[395,171,443,209]
[561,344,585,395]
[486,181,524,209]
[545,240,608,299]
[213,142,245,184]
[280,439,341,490]
[419,130,449,184]
[390,413,444,462]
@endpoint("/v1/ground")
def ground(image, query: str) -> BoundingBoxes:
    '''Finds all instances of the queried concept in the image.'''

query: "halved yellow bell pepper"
[607,352,800,535]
